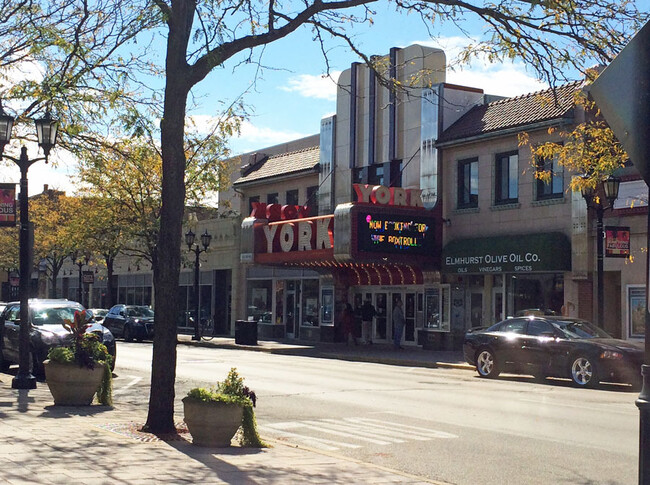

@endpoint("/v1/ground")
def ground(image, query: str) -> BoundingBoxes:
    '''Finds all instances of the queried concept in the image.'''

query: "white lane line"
[113,375,143,395]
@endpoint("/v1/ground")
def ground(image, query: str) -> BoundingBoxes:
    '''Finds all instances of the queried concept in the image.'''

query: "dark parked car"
[103,304,154,342]
[0,299,116,377]
[88,308,109,324]
[463,316,644,388]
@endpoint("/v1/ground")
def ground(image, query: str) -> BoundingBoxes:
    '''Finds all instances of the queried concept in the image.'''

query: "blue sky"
[1,6,573,195]
[194,5,548,155]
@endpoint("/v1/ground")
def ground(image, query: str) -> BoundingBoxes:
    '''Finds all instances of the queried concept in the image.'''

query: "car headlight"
[601,350,623,359]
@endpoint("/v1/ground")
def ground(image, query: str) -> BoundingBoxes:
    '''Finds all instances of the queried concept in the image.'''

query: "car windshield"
[32,306,80,326]
[552,319,612,339]
[127,306,154,317]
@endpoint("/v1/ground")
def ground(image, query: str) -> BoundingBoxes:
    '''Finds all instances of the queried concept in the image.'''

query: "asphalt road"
[114,341,640,485]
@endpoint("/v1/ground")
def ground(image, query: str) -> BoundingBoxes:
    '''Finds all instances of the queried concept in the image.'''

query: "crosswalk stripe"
[261,416,458,452]
[260,425,361,451]
[349,417,457,439]
[323,418,431,443]
[297,421,393,445]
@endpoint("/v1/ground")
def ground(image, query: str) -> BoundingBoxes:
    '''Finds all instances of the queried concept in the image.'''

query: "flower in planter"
[186,367,266,447]
[47,309,113,406]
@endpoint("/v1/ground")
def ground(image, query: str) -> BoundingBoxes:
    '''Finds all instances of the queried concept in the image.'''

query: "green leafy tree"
[521,87,629,193]
[30,192,77,298]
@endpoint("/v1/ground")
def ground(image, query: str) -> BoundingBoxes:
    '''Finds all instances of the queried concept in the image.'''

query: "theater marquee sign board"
[442,233,571,274]
[241,184,439,266]
[334,184,438,265]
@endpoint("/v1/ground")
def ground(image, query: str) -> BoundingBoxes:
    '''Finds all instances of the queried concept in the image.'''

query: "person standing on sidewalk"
[342,303,358,346]
[360,297,376,345]
[392,297,405,350]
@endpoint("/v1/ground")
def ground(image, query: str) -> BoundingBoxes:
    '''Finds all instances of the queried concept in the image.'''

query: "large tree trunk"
[144,0,194,434]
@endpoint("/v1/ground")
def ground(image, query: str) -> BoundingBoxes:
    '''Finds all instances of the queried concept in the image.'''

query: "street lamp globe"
[602,175,621,207]
[580,177,596,207]
[35,112,58,161]
[0,100,15,155]
[185,229,196,249]
[200,229,212,250]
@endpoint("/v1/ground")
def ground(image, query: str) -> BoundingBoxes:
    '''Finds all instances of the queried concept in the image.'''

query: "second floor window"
[306,185,319,216]
[286,189,299,206]
[457,157,478,208]
[248,195,260,215]
[267,193,279,204]
[495,151,518,204]
[536,154,564,199]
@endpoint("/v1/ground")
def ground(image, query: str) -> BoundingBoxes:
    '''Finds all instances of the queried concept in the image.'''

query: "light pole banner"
[605,226,630,258]
[0,183,16,227]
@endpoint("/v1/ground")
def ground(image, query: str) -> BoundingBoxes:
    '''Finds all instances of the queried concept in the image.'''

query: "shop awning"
[442,232,571,274]
[284,261,423,285]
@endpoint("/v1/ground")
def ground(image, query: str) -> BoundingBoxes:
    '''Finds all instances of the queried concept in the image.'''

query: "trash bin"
[235,320,257,345]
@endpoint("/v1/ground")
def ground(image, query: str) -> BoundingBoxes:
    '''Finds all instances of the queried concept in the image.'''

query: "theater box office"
[240,184,447,345]
[441,232,572,332]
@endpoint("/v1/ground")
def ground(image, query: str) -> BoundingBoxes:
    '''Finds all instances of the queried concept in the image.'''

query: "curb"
[176,337,475,371]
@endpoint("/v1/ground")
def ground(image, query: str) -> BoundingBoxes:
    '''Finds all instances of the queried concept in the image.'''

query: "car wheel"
[123,325,133,342]
[570,355,599,388]
[475,348,500,378]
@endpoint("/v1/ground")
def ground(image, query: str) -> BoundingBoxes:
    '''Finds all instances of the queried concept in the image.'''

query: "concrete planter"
[44,361,104,406]
[182,397,243,447]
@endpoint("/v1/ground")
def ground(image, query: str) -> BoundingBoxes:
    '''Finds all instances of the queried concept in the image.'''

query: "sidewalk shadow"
[40,404,114,419]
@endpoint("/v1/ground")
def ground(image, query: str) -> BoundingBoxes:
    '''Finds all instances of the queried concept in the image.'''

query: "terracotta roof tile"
[438,82,581,144]
[234,146,320,185]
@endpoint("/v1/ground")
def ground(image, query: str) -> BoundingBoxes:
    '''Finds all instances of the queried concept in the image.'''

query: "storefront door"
[390,291,417,345]
[374,292,388,341]
[285,280,300,338]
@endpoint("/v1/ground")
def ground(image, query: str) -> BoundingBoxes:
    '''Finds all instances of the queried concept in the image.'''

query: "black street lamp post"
[0,100,58,390]
[70,252,90,307]
[185,229,212,340]
[581,175,621,329]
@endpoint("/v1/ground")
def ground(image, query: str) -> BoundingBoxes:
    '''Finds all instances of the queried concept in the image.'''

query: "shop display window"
[247,280,272,322]
[301,279,319,326]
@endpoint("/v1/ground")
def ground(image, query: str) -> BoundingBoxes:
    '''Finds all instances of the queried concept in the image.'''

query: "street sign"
[589,21,650,185]
[82,270,94,284]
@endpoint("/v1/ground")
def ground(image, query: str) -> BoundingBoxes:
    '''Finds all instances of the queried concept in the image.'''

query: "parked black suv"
[103,304,154,342]
[0,299,116,377]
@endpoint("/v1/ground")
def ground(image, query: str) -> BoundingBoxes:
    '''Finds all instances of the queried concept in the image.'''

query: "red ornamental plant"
[61,310,109,369]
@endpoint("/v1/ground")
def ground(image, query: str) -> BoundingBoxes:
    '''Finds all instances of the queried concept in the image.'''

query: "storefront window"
[628,286,646,338]
[247,280,272,322]
[301,279,319,326]
[506,273,563,316]
[425,286,451,332]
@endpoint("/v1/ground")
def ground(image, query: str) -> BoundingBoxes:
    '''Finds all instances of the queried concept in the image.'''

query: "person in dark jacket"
[360,297,376,345]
